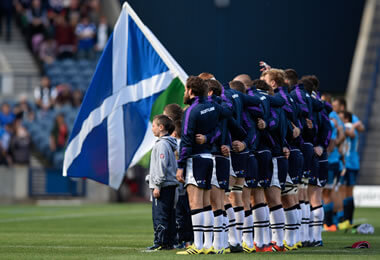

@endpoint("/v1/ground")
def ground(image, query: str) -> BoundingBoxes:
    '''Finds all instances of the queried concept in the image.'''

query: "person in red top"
[50,113,68,152]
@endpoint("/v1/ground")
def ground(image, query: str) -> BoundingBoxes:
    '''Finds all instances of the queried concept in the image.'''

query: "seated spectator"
[0,103,15,126]
[54,14,76,58]
[39,36,57,64]
[14,94,35,122]
[50,113,68,152]
[54,84,73,107]
[75,15,96,59]
[10,119,31,165]
[34,76,57,110]
[0,124,12,166]
[72,89,83,108]
[95,15,111,52]
[26,0,48,51]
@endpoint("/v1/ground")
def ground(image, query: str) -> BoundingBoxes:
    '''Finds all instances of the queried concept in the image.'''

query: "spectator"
[65,0,80,27]
[26,0,48,50]
[54,14,76,58]
[14,0,32,31]
[54,83,72,107]
[10,119,31,165]
[50,113,68,152]
[95,15,111,52]
[0,103,15,126]
[72,89,83,108]
[34,76,57,111]
[0,0,13,42]
[39,36,57,64]
[0,124,12,166]
[75,15,96,59]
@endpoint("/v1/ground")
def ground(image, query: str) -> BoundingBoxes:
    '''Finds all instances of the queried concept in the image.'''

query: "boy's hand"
[176,168,185,183]
[153,188,160,198]
[221,145,230,157]
[195,134,206,144]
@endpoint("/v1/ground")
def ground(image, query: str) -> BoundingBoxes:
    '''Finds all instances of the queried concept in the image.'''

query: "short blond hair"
[263,68,286,87]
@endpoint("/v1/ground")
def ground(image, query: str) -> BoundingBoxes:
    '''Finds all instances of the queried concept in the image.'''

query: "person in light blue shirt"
[339,111,359,227]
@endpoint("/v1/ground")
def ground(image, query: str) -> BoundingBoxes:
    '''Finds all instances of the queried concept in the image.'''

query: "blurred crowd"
[14,0,110,62]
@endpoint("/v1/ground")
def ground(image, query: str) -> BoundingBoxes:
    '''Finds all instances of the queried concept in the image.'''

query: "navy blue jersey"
[274,86,303,148]
[178,96,232,168]
[290,84,315,143]
[313,93,333,149]
[246,87,285,151]
[223,88,261,142]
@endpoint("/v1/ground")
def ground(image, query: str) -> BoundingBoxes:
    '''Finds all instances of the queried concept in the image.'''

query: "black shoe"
[311,240,323,247]
[229,243,244,253]
[146,244,161,251]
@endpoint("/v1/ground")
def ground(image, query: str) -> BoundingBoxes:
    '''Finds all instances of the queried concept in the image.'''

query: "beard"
[183,91,191,105]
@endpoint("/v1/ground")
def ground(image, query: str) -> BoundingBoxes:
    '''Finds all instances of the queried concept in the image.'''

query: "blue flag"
[63,2,187,189]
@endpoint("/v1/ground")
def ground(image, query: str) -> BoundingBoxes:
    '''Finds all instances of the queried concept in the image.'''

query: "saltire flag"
[63,2,187,189]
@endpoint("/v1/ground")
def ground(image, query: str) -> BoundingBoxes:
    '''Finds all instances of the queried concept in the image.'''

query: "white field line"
[0,211,130,223]
[0,245,141,250]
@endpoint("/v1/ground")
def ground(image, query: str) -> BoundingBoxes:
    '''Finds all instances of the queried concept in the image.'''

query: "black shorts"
[185,154,214,190]
[301,142,314,177]
[245,153,258,188]
[288,149,304,184]
[214,155,230,190]
[256,150,273,188]
[308,153,322,187]
[230,151,249,178]
[317,152,328,187]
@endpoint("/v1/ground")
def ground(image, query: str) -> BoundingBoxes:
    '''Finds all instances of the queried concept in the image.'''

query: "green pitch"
[0,204,379,259]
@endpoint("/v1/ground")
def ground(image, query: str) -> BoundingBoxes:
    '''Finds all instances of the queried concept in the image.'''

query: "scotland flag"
[63,2,187,189]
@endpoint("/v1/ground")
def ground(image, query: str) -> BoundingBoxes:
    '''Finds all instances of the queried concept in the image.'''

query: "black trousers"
[175,192,193,243]
[152,185,176,246]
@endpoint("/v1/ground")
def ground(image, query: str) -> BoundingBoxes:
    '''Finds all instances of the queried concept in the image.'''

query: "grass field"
[0,203,379,259]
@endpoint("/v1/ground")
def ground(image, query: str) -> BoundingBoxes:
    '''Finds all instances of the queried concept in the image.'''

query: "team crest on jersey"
[260,96,267,100]
[232,94,239,99]
[160,153,165,159]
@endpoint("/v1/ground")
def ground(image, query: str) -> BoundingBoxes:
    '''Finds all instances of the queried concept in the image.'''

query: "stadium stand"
[347,0,380,184]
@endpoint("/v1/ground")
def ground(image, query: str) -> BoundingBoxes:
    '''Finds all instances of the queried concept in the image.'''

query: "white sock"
[270,205,285,246]
[300,201,306,242]
[226,204,239,246]
[265,204,272,243]
[296,204,302,243]
[263,204,271,245]
[252,203,269,248]
[311,205,324,242]
[284,206,298,246]
[213,210,224,250]
[242,210,254,248]
[234,207,244,245]
[307,202,313,242]
[203,206,214,249]
[223,211,229,249]
[191,208,204,250]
